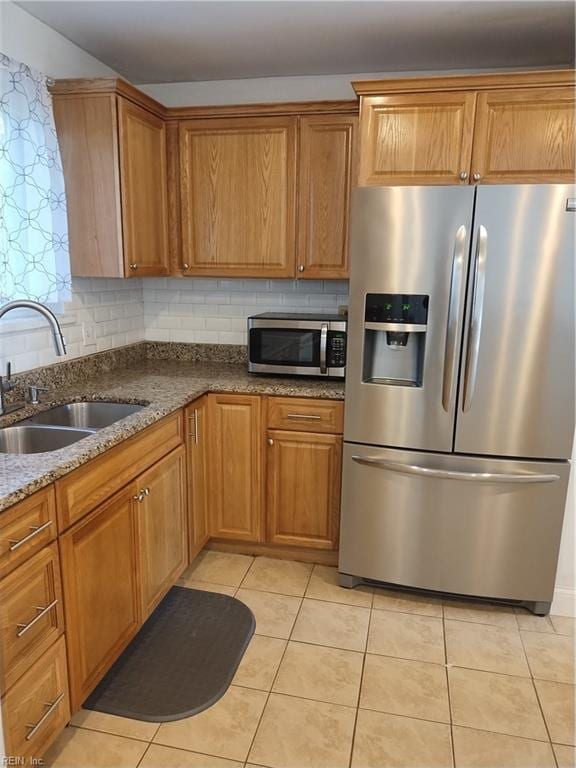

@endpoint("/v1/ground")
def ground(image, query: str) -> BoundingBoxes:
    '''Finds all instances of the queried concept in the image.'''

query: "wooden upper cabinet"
[179,116,297,277]
[52,85,169,277]
[358,92,476,185]
[207,394,263,541]
[297,115,357,279]
[118,99,170,275]
[471,87,576,183]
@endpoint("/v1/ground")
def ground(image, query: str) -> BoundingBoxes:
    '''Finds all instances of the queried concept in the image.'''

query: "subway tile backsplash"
[1,277,349,374]
[143,278,349,346]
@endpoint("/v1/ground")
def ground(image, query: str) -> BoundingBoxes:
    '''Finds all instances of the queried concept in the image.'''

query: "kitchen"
[0,1,574,767]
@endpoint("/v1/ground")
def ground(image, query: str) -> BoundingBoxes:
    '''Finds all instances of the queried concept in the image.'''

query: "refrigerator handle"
[463,225,488,412]
[442,225,467,412]
[351,456,560,484]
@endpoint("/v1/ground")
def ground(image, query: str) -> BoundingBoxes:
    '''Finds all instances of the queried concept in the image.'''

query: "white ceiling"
[17,1,575,84]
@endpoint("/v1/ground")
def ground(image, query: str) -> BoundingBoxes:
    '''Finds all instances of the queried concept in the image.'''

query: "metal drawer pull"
[9,521,53,552]
[351,456,559,484]
[17,599,59,638]
[286,413,322,420]
[26,693,65,741]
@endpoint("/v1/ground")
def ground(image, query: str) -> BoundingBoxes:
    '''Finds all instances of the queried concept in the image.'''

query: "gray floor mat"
[83,586,255,722]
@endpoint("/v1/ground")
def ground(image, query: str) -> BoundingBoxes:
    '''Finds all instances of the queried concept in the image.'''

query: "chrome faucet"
[0,300,67,416]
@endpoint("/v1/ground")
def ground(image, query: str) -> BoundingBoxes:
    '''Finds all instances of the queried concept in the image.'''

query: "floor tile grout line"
[442,604,457,768]
[67,723,154,745]
[135,740,153,768]
[531,676,560,750]
[347,597,374,768]
[451,722,564,745]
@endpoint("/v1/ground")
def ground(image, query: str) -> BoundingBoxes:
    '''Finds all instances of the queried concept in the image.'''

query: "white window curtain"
[0,53,71,306]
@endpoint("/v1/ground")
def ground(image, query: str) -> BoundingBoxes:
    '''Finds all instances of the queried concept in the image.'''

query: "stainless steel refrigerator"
[339,184,575,614]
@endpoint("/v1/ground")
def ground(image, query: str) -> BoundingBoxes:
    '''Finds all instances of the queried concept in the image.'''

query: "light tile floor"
[45,552,576,768]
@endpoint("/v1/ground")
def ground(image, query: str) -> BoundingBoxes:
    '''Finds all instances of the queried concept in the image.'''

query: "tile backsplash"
[143,278,349,345]
[1,277,349,374]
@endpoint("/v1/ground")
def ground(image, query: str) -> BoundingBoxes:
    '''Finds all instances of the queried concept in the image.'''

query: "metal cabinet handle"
[298,265,305,273]
[463,225,487,412]
[459,171,468,180]
[267,438,274,446]
[133,490,145,503]
[183,263,190,269]
[472,172,481,182]
[188,410,199,444]
[26,693,65,741]
[286,413,322,420]
[17,599,58,638]
[351,456,559,484]
[9,521,52,552]
[129,263,138,270]
[442,225,467,412]
[320,323,328,375]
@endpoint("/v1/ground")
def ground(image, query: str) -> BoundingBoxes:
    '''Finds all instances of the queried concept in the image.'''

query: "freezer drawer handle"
[351,456,559,484]
[463,225,488,412]
[442,224,467,412]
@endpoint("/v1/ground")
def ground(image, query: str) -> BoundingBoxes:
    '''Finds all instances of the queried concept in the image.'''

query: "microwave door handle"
[320,323,328,374]
[463,225,487,413]
[442,225,467,412]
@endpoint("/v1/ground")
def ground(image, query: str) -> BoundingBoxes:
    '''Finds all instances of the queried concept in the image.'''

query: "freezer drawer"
[339,443,570,604]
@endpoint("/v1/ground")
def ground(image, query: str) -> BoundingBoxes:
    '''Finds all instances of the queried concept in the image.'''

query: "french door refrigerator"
[339,184,575,614]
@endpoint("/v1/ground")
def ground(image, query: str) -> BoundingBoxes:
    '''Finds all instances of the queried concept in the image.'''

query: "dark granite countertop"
[0,356,344,512]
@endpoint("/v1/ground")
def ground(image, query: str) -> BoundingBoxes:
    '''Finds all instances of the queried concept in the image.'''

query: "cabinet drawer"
[267,397,344,434]
[56,411,183,530]
[2,635,70,762]
[0,543,64,693]
[0,487,57,580]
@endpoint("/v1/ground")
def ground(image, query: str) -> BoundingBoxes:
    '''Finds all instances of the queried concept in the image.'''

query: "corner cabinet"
[354,71,576,186]
[179,117,297,277]
[52,82,170,277]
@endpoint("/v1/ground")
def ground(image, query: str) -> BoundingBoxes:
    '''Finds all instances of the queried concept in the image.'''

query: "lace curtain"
[0,53,71,306]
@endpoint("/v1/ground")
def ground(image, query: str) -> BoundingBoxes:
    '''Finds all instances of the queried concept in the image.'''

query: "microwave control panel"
[328,331,347,367]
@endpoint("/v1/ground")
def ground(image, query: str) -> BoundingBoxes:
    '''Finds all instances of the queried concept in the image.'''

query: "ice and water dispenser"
[362,294,429,386]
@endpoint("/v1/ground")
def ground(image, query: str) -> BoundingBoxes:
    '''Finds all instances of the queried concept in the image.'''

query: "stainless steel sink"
[22,401,145,430]
[0,425,96,454]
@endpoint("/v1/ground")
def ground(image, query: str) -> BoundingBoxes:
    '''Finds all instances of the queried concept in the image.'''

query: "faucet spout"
[0,300,67,356]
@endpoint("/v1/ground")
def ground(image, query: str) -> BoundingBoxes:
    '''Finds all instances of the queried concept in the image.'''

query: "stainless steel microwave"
[248,313,347,378]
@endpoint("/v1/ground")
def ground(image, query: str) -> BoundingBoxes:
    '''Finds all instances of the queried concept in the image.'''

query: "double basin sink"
[0,401,145,455]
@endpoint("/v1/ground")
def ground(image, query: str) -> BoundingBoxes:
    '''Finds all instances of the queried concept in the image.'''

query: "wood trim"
[207,539,338,566]
[166,121,183,274]
[352,69,576,96]
[49,78,166,118]
[167,99,358,120]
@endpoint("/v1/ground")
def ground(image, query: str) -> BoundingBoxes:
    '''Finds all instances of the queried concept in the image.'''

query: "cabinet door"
[471,87,575,183]
[267,430,342,550]
[208,395,263,541]
[136,447,188,619]
[118,98,170,276]
[358,92,476,185]
[179,117,297,277]
[59,486,140,711]
[297,115,357,279]
[186,397,210,562]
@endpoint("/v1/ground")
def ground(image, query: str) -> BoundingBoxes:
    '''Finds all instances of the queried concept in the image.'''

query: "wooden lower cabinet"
[59,485,140,711]
[136,447,188,619]
[186,397,210,561]
[2,636,70,762]
[207,394,264,541]
[266,430,342,550]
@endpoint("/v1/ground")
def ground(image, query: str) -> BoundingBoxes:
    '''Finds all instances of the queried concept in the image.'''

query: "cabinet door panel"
[60,486,139,711]
[180,117,297,276]
[297,115,357,278]
[358,92,476,185]
[119,98,170,275]
[471,87,576,183]
[137,447,188,619]
[267,430,342,550]
[186,398,210,562]
[208,395,263,541]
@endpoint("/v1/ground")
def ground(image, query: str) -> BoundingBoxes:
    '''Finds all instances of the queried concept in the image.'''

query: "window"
[0,53,71,306]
